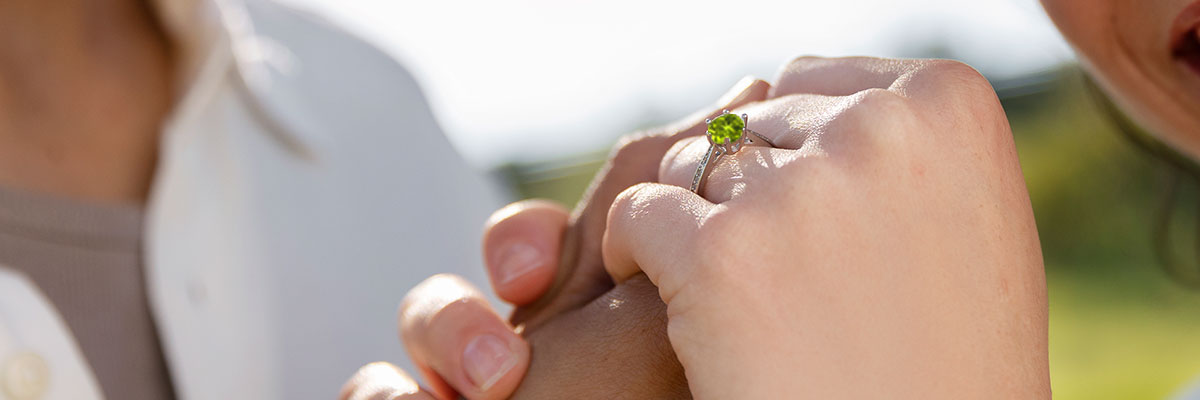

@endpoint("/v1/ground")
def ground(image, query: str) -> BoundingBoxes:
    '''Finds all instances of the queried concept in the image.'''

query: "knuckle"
[612,133,645,153]
[610,133,661,162]
[403,274,471,307]
[399,274,479,333]
[777,55,859,88]
[838,88,921,147]
[938,63,995,100]
[905,60,1012,146]
[606,183,662,243]
[854,87,910,112]
[609,182,655,221]
[424,296,482,331]
[924,59,988,86]
[909,59,1002,113]
[782,55,831,74]
[342,362,418,400]
[606,134,674,176]
[659,137,706,187]
[781,55,878,75]
[609,134,648,165]
[485,199,564,228]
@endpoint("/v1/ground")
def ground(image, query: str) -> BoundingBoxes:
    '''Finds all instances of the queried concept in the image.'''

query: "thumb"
[602,183,712,296]
[510,77,769,330]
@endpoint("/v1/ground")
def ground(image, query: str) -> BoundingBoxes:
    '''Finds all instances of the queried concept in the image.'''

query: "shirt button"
[3,352,49,399]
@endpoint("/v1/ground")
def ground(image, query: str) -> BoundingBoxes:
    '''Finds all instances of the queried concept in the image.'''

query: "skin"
[0,1,706,398]
[0,0,172,205]
[342,78,770,400]
[603,57,1050,398]
[1041,0,1200,158]
[358,2,1200,398]
[0,1,698,398]
[24,0,1189,397]
[352,57,1055,398]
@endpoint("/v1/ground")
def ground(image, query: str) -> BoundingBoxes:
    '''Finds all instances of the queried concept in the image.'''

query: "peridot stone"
[707,113,744,145]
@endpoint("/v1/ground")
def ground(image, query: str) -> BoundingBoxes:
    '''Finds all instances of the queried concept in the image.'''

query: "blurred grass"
[498,66,1200,399]
[1012,69,1200,399]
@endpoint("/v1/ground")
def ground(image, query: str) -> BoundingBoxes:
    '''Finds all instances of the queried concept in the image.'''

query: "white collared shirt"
[0,0,505,398]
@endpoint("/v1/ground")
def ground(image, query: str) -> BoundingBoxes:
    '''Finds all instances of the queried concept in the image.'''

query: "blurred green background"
[494,67,1200,399]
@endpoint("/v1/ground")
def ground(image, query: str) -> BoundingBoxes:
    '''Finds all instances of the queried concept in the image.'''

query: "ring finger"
[658,136,791,203]
[659,90,898,202]
[658,95,835,202]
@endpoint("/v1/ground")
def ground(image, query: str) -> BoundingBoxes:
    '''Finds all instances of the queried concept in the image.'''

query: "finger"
[509,274,689,399]
[340,362,438,400]
[739,93,849,149]
[657,136,793,203]
[674,93,845,155]
[400,274,529,400]
[482,200,568,305]
[511,76,770,329]
[660,92,847,202]
[662,75,774,142]
[770,56,908,98]
[602,183,712,292]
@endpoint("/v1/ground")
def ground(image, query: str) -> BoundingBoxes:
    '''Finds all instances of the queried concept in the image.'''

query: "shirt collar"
[152,0,325,159]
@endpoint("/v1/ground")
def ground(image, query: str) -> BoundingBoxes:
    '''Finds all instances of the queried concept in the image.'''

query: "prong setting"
[704,109,754,155]
[695,110,774,193]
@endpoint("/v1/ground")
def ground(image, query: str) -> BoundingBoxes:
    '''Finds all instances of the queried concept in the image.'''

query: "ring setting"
[690,110,776,193]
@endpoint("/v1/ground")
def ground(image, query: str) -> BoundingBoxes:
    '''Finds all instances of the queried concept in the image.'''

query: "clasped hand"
[343,56,1050,400]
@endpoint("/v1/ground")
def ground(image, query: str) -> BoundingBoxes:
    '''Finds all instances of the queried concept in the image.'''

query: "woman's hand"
[603,56,1051,399]
[342,77,772,400]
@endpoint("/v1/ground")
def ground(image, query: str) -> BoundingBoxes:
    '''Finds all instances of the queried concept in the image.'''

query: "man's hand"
[342,77,770,400]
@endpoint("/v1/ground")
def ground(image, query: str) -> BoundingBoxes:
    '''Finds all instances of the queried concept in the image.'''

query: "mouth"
[1171,2,1200,76]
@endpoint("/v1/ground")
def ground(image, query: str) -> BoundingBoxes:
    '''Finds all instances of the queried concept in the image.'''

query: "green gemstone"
[707,113,744,145]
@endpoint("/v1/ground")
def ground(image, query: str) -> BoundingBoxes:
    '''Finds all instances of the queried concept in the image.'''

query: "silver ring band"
[690,144,720,193]
[690,111,776,194]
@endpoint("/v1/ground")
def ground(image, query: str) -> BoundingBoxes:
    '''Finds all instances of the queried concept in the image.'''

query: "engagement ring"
[690,110,776,193]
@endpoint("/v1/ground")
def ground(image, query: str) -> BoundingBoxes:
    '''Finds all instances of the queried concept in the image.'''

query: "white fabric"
[0,269,103,400]
[0,0,506,398]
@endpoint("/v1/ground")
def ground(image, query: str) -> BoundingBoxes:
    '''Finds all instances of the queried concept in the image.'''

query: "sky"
[280,0,1076,167]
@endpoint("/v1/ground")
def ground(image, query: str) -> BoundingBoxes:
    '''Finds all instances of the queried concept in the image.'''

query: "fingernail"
[462,334,518,391]
[496,242,542,285]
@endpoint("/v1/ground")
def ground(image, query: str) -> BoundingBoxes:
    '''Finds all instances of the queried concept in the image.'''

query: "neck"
[0,0,169,80]
[0,0,175,205]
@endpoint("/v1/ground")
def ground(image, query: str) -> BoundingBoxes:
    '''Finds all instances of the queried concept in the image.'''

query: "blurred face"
[1042,0,1200,157]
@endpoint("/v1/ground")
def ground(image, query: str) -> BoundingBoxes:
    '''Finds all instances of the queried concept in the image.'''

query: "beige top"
[0,185,173,399]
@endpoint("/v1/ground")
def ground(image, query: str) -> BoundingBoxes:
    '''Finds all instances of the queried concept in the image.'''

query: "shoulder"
[232,0,465,160]
[241,0,427,107]
[243,1,412,80]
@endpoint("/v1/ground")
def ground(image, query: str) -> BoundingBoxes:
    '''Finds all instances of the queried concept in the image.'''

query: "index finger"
[482,200,569,305]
